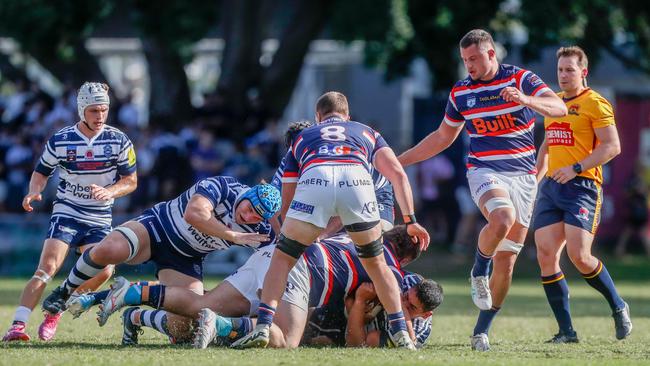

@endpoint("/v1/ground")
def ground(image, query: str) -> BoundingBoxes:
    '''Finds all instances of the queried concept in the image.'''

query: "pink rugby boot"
[38,312,62,341]
[3,322,31,342]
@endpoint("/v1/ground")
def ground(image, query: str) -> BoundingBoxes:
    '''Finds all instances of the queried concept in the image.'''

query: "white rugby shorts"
[466,168,537,227]
[224,245,275,316]
[287,164,380,229]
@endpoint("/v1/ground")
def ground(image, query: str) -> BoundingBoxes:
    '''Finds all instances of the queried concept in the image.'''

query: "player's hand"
[407,223,430,251]
[90,184,114,201]
[356,282,376,301]
[550,166,577,184]
[500,87,530,106]
[22,192,42,212]
[228,231,270,245]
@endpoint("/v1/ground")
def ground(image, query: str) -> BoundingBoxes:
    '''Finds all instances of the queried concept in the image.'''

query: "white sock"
[13,306,32,324]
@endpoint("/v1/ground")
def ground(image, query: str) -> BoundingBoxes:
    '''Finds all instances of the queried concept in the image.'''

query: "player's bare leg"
[471,221,526,351]
[3,239,68,342]
[232,217,321,348]
[471,189,516,311]
[564,224,631,340]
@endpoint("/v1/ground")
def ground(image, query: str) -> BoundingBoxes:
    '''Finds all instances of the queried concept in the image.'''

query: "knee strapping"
[496,239,523,254]
[32,269,51,283]
[355,237,384,258]
[277,234,308,259]
[484,197,514,213]
[114,227,140,262]
[344,220,380,233]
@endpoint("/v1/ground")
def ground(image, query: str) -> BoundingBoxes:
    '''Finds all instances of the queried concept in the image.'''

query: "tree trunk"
[258,0,332,120]
[141,37,192,131]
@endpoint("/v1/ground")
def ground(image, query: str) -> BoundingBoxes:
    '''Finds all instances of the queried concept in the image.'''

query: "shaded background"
[0,0,650,277]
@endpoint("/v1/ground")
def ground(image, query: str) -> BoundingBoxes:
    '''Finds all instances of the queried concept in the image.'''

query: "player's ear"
[315,112,321,122]
[487,48,496,60]
[582,68,588,78]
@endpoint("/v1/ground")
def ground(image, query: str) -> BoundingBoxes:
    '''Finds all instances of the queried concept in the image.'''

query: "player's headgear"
[77,82,110,120]
[239,184,281,220]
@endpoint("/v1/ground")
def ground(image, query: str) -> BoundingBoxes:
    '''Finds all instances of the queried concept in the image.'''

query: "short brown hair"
[316,91,349,117]
[459,29,496,50]
[556,46,588,69]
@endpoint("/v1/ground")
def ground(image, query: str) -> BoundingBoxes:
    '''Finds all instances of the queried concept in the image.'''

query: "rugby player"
[42,176,279,342]
[3,82,137,342]
[233,92,429,350]
[398,29,567,351]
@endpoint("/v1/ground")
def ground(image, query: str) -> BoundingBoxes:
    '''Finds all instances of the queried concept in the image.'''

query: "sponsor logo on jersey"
[65,182,94,199]
[471,113,517,134]
[127,146,136,166]
[67,146,77,161]
[546,122,574,146]
[568,104,580,116]
[290,200,314,214]
[85,149,94,159]
[103,144,113,157]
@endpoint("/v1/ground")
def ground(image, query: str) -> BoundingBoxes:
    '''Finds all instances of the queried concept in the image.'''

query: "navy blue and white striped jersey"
[150,176,274,258]
[35,125,136,227]
[282,117,389,179]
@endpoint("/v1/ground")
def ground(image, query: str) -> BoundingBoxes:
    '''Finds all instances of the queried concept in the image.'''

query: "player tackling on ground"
[232,91,430,350]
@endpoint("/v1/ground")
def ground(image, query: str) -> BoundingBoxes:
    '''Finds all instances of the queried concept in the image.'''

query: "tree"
[0,0,112,86]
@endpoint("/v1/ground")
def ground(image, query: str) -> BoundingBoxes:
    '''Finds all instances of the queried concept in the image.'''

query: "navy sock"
[473,306,501,335]
[144,285,166,308]
[92,290,110,305]
[542,272,574,334]
[582,260,625,312]
[256,303,276,326]
[230,317,253,340]
[472,248,492,277]
[387,311,407,335]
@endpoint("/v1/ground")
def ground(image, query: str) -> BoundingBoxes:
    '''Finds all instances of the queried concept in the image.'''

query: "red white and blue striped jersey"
[282,117,389,180]
[444,64,552,173]
[303,234,403,309]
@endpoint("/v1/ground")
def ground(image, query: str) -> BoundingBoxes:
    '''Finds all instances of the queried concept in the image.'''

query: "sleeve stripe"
[444,116,465,128]
[532,86,552,97]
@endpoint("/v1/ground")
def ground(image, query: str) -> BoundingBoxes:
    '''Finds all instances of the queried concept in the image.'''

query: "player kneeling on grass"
[42,176,278,343]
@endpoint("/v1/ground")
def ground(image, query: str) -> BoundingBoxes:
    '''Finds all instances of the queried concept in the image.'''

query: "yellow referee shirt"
[544,88,615,185]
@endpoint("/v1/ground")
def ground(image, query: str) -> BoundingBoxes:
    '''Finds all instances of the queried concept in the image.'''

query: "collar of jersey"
[319,116,346,124]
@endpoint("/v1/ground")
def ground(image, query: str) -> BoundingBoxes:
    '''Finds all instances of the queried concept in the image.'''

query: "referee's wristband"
[403,214,417,226]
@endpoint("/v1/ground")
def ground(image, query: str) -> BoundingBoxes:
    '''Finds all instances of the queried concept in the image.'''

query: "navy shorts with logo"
[532,177,602,234]
[134,209,204,281]
[376,184,395,227]
[46,215,111,249]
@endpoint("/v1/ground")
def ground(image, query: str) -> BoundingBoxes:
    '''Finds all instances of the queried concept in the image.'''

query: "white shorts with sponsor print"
[467,168,537,227]
[281,256,311,312]
[224,245,275,316]
[287,164,380,229]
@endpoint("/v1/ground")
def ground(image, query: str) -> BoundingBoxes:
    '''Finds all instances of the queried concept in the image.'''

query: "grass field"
[1,273,649,366]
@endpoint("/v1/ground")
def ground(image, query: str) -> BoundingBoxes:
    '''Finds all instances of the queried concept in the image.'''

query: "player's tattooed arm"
[22,171,49,212]
[91,172,138,200]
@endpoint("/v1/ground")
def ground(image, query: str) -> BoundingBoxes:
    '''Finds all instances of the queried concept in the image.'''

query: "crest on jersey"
[568,104,580,116]
[66,146,77,161]
[85,149,94,159]
[103,144,113,157]
[467,96,476,108]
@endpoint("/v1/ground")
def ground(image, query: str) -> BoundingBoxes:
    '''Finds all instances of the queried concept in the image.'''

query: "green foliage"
[0,0,113,61]
[130,0,217,61]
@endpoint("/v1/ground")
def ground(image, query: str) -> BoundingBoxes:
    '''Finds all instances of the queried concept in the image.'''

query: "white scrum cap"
[77,82,110,120]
